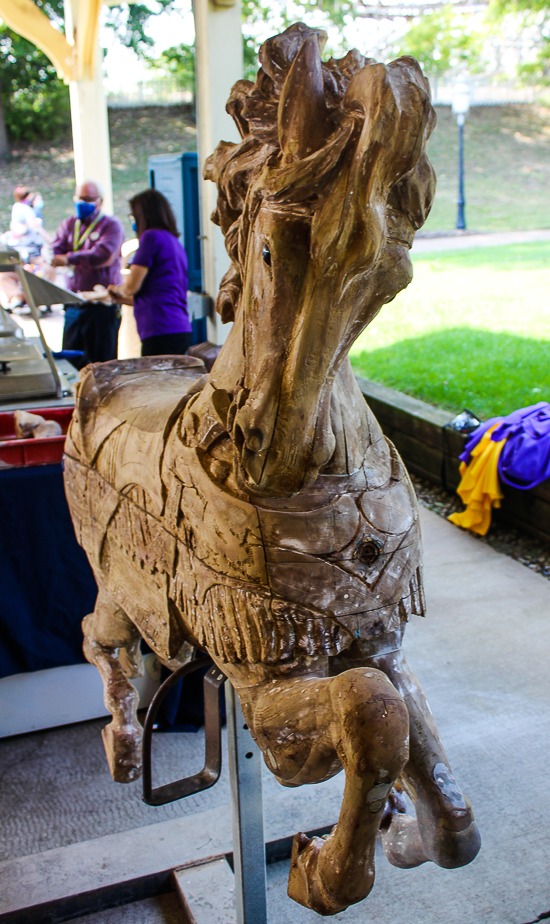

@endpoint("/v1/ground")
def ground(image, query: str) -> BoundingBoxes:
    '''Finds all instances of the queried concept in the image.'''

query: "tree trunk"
[0,75,11,163]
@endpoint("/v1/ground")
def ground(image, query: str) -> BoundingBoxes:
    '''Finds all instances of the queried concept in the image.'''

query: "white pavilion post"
[193,0,242,346]
[64,0,114,214]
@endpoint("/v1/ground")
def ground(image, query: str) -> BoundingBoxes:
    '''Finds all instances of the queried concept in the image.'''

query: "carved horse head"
[205,23,436,497]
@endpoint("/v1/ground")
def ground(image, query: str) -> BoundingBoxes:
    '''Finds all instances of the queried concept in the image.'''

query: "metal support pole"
[456,115,466,230]
[226,682,268,924]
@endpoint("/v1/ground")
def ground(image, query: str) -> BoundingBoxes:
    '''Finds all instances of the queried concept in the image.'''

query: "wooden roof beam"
[0,0,74,79]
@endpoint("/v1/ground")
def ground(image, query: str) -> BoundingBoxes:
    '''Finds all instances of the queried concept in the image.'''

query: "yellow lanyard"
[73,213,102,252]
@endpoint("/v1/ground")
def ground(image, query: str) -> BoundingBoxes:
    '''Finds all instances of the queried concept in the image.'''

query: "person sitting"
[0,187,51,311]
[107,189,192,356]
[8,186,49,255]
[51,180,125,369]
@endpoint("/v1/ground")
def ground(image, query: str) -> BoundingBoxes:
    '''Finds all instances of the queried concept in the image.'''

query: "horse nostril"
[247,429,263,453]
[233,423,263,455]
[234,423,245,453]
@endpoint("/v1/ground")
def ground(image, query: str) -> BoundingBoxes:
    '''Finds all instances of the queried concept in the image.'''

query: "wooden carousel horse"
[64,23,481,915]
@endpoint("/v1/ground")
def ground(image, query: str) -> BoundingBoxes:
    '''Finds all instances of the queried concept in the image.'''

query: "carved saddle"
[64,357,425,667]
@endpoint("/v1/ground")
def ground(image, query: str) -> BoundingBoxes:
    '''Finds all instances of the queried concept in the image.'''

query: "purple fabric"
[460,402,550,490]
[51,211,124,293]
[132,229,190,340]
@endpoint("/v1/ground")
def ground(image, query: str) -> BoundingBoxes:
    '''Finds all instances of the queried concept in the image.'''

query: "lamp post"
[452,82,470,231]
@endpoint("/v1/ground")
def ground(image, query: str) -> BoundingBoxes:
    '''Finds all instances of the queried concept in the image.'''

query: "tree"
[396,5,484,80]
[154,41,196,96]
[0,0,176,161]
[0,0,65,159]
[0,68,11,161]
[0,25,71,148]
[490,0,550,84]
[150,0,494,97]
[150,33,260,97]
[104,0,177,58]
[149,0,361,94]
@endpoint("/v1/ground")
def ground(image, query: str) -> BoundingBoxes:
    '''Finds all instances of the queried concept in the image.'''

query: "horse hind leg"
[239,664,409,916]
[83,589,143,783]
[374,649,481,871]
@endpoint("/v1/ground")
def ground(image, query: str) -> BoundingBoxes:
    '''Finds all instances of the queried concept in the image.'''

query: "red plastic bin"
[0,406,74,467]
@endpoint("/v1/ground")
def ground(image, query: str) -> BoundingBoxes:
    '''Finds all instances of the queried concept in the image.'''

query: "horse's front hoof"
[287,832,349,916]
[102,724,142,783]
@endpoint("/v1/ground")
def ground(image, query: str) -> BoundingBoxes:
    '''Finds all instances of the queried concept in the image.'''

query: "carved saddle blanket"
[64,357,425,665]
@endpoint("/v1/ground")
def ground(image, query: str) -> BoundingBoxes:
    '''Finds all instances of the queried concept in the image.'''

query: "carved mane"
[205,22,436,324]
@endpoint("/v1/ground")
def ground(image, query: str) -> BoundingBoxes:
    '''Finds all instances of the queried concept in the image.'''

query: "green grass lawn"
[349,242,550,420]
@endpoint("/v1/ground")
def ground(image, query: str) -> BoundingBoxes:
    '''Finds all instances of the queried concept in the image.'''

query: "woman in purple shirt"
[108,189,192,356]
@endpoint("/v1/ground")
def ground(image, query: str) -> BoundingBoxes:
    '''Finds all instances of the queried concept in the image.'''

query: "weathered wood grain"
[63,23,481,916]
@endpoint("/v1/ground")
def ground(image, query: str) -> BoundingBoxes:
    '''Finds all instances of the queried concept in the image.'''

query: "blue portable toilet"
[148,152,208,343]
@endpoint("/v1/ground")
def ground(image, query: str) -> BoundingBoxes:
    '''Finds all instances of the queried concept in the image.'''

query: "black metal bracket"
[142,657,226,807]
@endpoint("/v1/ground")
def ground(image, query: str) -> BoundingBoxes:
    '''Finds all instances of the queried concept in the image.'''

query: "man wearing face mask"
[51,180,125,369]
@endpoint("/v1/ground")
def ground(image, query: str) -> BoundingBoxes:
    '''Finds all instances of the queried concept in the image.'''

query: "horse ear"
[278,32,332,162]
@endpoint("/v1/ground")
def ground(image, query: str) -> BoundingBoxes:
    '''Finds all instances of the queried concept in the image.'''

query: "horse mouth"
[386,210,415,249]
[233,422,335,498]
[387,235,413,249]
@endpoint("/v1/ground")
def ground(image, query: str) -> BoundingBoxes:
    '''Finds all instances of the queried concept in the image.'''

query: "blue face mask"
[75,201,97,220]
[131,221,137,233]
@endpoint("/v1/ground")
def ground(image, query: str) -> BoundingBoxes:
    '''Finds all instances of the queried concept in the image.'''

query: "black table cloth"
[0,463,97,678]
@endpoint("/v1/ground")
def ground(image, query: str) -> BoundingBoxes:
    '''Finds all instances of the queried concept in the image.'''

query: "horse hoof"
[423,817,482,870]
[414,795,481,869]
[287,832,349,916]
[379,813,429,869]
[102,725,142,783]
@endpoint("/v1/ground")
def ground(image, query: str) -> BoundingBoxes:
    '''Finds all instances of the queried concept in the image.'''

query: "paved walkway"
[2,506,550,923]
[412,227,550,254]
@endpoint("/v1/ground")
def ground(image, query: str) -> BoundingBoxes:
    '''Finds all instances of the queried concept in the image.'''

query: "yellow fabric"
[448,425,506,536]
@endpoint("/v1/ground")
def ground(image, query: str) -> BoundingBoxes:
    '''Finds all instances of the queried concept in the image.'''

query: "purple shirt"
[132,229,190,340]
[51,211,124,294]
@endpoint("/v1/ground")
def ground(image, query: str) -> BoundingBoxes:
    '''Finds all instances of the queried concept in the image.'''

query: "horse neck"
[323,357,375,477]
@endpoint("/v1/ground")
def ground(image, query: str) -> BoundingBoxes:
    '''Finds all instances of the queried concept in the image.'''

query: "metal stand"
[142,665,269,923]
[226,682,268,924]
[3,664,334,923]
[142,659,224,806]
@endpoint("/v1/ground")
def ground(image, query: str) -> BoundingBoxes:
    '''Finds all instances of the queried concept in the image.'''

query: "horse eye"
[262,243,271,266]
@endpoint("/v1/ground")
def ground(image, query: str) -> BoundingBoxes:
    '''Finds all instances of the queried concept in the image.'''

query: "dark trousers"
[141,331,192,357]
[63,303,121,370]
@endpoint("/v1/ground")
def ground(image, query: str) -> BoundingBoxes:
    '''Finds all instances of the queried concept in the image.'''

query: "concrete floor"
[2,506,550,923]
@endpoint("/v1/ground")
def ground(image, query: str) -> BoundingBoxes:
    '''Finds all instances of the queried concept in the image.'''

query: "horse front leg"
[234,664,409,916]
[372,649,481,870]
[82,588,143,783]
